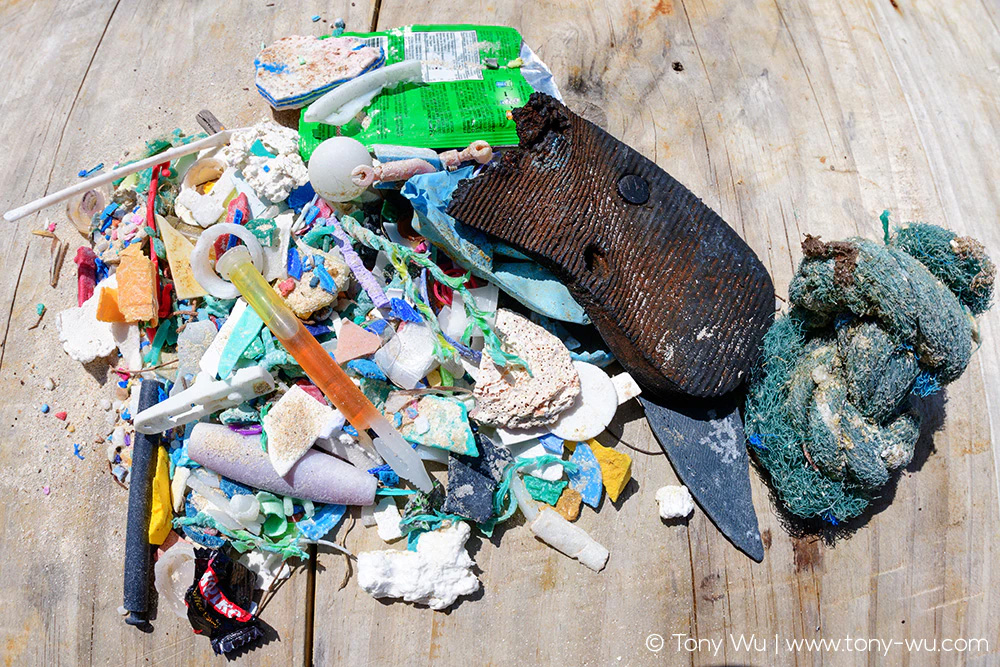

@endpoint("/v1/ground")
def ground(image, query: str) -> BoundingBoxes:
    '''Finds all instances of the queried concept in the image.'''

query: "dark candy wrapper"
[185,549,264,656]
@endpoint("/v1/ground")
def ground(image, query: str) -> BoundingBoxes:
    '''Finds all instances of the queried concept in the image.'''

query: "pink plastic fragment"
[73,247,97,306]
[439,140,493,170]
[295,381,326,404]
[277,278,296,297]
[352,158,437,187]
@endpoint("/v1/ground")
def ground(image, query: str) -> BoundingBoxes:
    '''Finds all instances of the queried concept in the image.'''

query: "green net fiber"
[746,217,994,523]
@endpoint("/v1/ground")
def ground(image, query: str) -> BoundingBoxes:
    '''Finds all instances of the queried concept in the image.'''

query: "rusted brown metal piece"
[448,93,774,398]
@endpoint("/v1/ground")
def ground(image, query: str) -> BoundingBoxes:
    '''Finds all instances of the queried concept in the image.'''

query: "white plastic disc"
[549,361,618,442]
[190,223,265,299]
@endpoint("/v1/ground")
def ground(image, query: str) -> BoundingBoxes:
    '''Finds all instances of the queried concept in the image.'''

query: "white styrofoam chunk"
[656,485,695,520]
[357,522,480,610]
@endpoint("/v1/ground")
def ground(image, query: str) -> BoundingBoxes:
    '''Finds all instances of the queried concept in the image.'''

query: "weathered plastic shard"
[263,385,336,476]
[456,431,512,484]
[254,35,385,110]
[442,455,496,523]
[117,244,157,323]
[471,309,580,429]
[187,423,376,505]
[357,521,481,610]
[373,496,404,542]
[400,396,477,455]
[157,215,206,300]
[334,320,383,364]
[567,441,603,508]
[549,361,618,441]
[640,394,763,561]
[448,93,775,398]
[172,319,218,396]
[217,305,265,379]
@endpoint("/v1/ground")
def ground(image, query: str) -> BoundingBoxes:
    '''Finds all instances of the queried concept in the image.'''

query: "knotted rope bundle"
[746,217,995,522]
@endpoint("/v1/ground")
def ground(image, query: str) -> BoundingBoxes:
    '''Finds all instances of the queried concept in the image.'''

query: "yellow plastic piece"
[148,446,172,545]
[157,215,206,300]
[95,287,126,323]
[588,439,632,503]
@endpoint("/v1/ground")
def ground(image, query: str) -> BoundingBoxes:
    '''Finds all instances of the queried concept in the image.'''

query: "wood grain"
[312,1,1000,665]
[0,0,998,665]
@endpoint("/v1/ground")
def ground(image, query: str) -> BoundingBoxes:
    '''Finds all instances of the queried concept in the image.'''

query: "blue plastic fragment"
[365,319,389,335]
[304,205,320,228]
[343,424,358,437]
[538,433,564,454]
[402,169,589,323]
[78,163,104,178]
[313,262,337,293]
[287,183,315,213]
[345,359,387,381]
[249,139,277,159]
[220,477,254,498]
[304,323,331,336]
[94,257,110,282]
[288,246,303,279]
[297,503,347,541]
[570,349,617,367]
[72,444,85,460]
[388,297,421,322]
[567,442,603,508]
[368,464,400,487]
[311,14,320,21]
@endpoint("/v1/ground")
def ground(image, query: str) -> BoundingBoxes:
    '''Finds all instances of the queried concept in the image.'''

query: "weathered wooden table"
[1,1,997,664]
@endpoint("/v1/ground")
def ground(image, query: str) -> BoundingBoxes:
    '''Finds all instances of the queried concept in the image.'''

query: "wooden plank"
[0,1,372,665]
[309,1,1000,664]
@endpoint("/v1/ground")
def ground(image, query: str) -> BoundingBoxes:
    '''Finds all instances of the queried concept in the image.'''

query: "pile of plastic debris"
[23,24,693,655]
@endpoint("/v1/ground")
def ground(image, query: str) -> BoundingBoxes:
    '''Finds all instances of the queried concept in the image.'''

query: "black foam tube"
[123,379,162,626]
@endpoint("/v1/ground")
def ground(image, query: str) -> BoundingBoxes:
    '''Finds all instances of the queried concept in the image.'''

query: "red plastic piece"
[73,247,97,306]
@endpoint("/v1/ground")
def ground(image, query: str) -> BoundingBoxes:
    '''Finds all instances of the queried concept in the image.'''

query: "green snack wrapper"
[299,24,535,158]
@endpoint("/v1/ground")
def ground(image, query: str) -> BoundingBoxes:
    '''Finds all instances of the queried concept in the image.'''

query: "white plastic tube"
[4,130,235,222]
[303,61,424,126]
[511,474,609,571]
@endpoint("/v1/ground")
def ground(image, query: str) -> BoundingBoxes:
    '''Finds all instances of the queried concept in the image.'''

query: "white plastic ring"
[190,223,265,299]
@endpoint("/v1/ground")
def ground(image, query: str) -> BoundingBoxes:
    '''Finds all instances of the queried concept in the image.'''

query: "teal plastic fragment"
[524,475,568,506]
[400,395,478,455]
[250,139,277,158]
[217,307,265,378]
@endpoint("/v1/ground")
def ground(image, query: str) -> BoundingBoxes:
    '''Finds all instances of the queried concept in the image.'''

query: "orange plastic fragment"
[117,244,158,323]
[95,287,126,323]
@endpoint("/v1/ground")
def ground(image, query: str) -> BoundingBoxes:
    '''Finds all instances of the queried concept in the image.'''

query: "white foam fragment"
[357,522,480,610]
[56,275,118,363]
[656,485,695,520]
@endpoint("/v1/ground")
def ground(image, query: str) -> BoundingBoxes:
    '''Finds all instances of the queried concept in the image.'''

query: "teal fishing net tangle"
[745,215,995,523]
